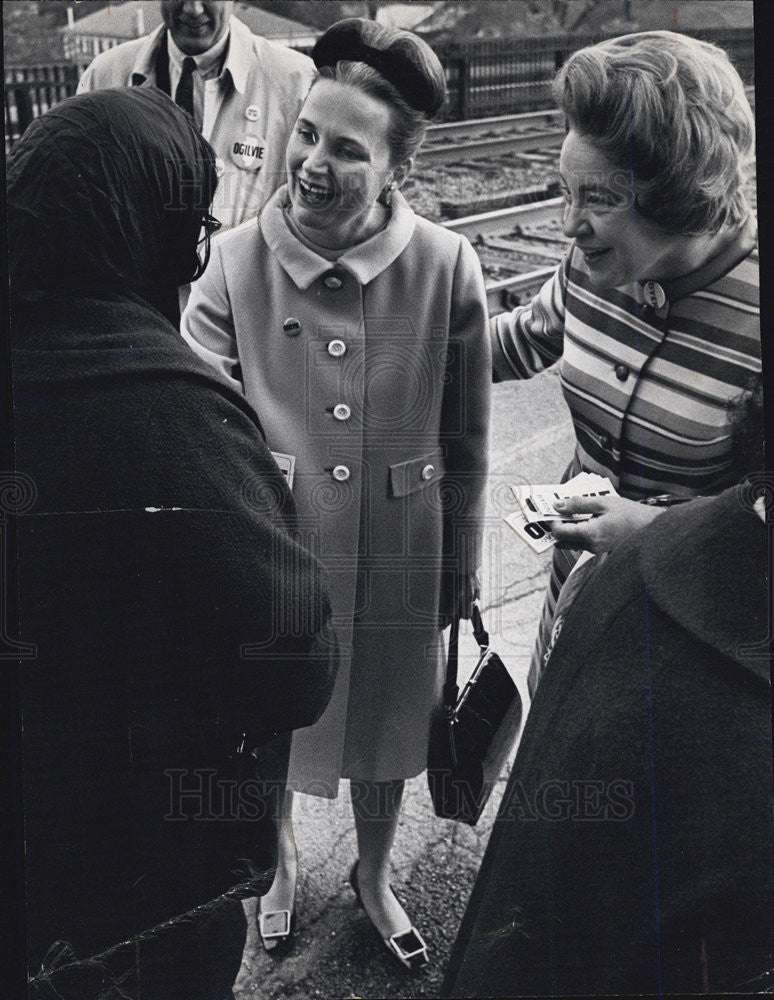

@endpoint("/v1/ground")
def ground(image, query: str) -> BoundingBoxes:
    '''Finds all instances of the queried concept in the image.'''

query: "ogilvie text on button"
[324,275,343,289]
[283,317,302,336]
[332,465,350,481]
[328,340,346,357]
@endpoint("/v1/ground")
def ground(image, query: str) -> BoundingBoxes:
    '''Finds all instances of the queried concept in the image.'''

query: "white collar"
[131,17,251,94]
[260,186,417,290]
[167,24,230,79]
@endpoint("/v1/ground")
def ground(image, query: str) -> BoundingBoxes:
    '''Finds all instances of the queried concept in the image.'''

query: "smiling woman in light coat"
[181,18,491,971]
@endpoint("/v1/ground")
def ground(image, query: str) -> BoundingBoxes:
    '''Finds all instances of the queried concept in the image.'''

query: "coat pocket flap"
[389,450,446,498]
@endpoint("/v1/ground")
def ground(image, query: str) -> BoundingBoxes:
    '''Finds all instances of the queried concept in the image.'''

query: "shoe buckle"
[259,909,291,939]
[388,928,428,965]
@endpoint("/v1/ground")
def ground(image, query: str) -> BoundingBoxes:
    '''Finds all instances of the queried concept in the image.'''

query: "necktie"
[174,56,196,119]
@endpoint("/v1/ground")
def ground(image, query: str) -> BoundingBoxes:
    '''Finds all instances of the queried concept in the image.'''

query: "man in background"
[78,1,314,230]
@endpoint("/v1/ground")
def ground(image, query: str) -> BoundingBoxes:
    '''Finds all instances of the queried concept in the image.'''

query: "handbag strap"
[443,618,460,708]
[470,602,489,649]
[443,603,491,708]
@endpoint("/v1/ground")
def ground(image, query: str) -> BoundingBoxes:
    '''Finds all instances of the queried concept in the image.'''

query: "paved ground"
[234,373,575,1000]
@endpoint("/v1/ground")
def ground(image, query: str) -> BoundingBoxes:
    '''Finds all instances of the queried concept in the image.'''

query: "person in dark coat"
[442,388,772,995]
[8,88,337,999]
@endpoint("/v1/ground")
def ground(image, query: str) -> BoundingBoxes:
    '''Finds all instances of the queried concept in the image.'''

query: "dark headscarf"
[7,87,217,322]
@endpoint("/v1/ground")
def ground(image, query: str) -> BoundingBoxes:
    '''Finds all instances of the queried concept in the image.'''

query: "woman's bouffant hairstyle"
[312,18,447,166]
[553,31,755,235]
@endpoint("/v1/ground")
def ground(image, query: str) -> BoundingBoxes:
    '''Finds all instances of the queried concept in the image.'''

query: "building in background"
[61,1,320,61]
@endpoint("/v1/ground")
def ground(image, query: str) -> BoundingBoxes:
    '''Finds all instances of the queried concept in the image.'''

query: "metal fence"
[4,62,88,152]
[3,27,755,150]
[434,27,755,119]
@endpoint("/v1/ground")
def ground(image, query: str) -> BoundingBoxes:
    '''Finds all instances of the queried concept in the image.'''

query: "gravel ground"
[403,159,557,223]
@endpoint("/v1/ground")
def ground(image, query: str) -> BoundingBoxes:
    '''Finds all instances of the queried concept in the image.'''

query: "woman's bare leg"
[350,779,413,939]
[258,789,297,948]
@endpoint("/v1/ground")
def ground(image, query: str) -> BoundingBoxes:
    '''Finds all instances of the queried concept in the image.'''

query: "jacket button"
[324,275,343,289]
[421,464,435,481]
[332,465,350,481]
[333,403,351,421]
[283,317,302,336]
[328,339,346,357]
[599,433,613,451]
[615,364,630,382]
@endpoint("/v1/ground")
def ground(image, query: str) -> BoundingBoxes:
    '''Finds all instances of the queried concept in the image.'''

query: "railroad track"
[440,197,567,312]
[483,266,556,314]
[442,196,564,240]
[421,109,564,164]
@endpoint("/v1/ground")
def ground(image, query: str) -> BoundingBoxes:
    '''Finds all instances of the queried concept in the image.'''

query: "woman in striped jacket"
[492,31,760,695]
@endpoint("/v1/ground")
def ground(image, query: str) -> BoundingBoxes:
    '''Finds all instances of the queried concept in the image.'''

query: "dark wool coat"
[9,90,337,999]
[13,295,338,995]
[443,486,773,996]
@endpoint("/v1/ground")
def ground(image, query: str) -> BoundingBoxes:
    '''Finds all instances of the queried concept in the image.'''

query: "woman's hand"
[548,496,664,554]
[439,571,480,628]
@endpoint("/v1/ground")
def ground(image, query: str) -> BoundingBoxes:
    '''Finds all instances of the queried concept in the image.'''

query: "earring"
[380,181,396,204]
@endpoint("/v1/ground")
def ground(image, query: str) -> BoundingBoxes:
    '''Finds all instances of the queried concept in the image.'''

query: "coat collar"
[129,17,250,94]
[260,185,417,290]
[658,216,757,302]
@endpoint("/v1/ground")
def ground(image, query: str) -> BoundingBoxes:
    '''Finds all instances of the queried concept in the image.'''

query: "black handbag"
[427,603,523,825]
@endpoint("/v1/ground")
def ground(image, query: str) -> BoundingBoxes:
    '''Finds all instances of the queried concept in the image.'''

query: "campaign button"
[231,134,266,171]
[283,317,302,336]
[643,280,666,309]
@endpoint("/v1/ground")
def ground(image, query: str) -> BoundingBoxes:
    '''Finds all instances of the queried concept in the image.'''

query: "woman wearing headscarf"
[10,88,337,1000]
[181,19,491,970]
[489,31,760,695]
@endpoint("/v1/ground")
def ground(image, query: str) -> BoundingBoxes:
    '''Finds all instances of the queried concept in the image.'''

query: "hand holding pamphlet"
[504,473,619,552]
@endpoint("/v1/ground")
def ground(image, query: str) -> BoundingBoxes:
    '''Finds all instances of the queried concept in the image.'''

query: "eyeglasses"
[192,212,222,281]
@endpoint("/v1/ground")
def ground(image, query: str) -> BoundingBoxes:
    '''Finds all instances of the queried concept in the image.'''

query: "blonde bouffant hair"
[553,31,755,235]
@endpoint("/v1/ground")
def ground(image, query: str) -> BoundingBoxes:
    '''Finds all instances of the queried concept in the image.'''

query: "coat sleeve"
[490,251,570,381]
[439,236,491,616]
[138,376,338,740]
[180,240,245,395]
[76,48,117,93]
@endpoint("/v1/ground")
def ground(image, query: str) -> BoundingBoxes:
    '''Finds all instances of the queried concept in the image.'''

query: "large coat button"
[421,464,435,481]
[599,433,613,451]
[324,275,343,289]
[283,317,302,336]
[615,364,630,382]
[333,403,351,421]
[332,465,350,481]
[328,339,346,357]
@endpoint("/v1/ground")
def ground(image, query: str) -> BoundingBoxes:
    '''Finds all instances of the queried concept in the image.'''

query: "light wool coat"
[182,187,491,794]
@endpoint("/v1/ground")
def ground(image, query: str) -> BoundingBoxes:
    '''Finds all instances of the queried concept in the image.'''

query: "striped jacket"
[492,223,760,498]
